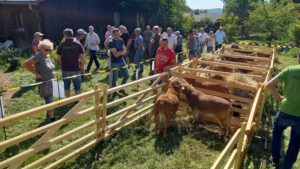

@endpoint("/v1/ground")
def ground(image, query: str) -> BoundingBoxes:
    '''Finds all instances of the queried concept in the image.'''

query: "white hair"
[38,39,53,50]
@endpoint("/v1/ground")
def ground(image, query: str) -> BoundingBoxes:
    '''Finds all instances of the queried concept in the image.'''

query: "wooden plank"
[101,85,108,139]
[22,119,100,169]
[217,60,268,69]
[107,83,166,108]
[0,106,95,151]
[211,128,241,169]
[171,71,257,93]
[107,95,156,120]
[180,67,265,82]
[234,123,246,169]
[246,88,262,131]
[119,76,163,120]
[224,149,237,169]
[108,72,168,94]
[198,60,267,74]
[194,87,254,104]
[8,97,90,169]
[0,90,96,127]
[94,85,102,139]
[221,54,271,62]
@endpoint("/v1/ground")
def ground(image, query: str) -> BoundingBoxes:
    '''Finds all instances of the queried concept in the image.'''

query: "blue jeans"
[62,71,82,91]
[272,111,300,169]
[134,50,144,73]
[111,59,129,88]
[86,50,100,72]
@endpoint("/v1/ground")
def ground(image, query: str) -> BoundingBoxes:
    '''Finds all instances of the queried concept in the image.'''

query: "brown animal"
[209,74,225,80]
[184,78,228,94]
[214,66,233,72]
[180,82,232,137]
[152,78,181,138]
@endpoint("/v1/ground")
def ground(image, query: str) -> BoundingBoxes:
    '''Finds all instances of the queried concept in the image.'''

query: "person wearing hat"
[31,32,44,55]
[75,29,87,46]
[133,28,145,79]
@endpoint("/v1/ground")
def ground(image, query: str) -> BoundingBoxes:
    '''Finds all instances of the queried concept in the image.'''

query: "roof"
[0,0,41,5]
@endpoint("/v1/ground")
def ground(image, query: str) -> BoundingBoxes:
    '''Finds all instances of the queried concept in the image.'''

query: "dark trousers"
[216,43,222,50]
[272,111,300,169]
[86,50,100,72]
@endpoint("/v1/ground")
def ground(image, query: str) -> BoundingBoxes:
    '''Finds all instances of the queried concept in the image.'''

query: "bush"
[290,21,300,46]
[0,48,23,71]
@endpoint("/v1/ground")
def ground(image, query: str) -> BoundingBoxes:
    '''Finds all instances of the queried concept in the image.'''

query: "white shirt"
[167,34,177,49]
[215,31,226,44]
[198,32,209,45]
[85,32,100,51]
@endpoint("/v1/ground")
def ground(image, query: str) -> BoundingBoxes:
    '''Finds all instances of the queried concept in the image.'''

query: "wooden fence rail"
[0,72,169,169]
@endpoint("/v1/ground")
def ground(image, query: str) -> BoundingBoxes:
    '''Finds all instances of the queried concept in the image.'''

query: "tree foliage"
[220,13,240,42]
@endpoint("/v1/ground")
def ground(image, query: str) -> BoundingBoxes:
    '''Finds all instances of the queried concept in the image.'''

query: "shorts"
[62,71,81,91]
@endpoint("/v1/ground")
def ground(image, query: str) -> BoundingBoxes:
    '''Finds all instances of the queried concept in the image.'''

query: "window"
[12,13,24,29]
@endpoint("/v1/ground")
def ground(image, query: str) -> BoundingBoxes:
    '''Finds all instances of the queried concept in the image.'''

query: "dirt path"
[0,71,13,106]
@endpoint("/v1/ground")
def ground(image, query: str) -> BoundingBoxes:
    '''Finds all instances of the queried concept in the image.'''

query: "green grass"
[1,45,299,169]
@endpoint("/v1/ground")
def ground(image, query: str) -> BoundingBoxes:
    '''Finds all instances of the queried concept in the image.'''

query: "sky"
[186,0,224,9]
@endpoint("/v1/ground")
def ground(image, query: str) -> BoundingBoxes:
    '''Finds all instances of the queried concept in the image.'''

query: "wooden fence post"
[94,85,102,140]
[234,122,246,169]
[101,85,108,139]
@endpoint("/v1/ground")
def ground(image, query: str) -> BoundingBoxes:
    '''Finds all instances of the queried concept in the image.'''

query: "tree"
[220,13,240,42]
[245,0,298,45]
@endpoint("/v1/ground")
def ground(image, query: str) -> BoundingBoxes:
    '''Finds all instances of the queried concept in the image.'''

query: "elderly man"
[175,31,183,54]
[266,51,300,169]
[133,28,145,79]
[150,25,161,75]
[166,27,177,50]
[215,27,226,50]
[198,27,209,54]
[85,26,100,73]
[75,29,87,46]
[142,25,153,59]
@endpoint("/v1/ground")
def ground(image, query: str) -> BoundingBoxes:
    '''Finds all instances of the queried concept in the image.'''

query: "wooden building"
[0,0,159,45]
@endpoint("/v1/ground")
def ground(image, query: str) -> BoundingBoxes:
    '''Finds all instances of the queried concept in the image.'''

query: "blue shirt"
[109,38,125,63]
[134,35,144,54]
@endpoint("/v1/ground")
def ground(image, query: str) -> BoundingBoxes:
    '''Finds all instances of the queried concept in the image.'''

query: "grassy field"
[0,45,299,168]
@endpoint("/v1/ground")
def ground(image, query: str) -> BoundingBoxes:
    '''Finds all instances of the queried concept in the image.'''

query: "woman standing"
[24,39,57,122]
[207,31,216,53]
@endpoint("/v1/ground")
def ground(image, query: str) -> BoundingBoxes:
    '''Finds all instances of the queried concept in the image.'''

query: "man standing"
[154,37,176,74]
[31,32,44,55]
[266,52,300,169]
[75,29,87,46]
[187,30,196,60]
[175,31,183,53]
[133,28,145,79]
[166,27,177,50]
[150,26,161,74]
[142,25,153,59]
[109,28,129,99]
[85,26,100,73]
[198,27,208,54]
[215,27,226,50]
[57,28,85,97]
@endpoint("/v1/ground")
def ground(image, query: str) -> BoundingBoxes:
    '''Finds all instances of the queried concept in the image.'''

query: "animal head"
[179,81,193,95]
[169,77,183,92]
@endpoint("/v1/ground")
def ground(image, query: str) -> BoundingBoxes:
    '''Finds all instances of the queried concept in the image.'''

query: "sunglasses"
[43,48,52,52]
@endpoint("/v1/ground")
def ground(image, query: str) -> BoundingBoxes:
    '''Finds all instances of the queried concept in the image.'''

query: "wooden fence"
[0,72,169,169]
[211,49,275,169]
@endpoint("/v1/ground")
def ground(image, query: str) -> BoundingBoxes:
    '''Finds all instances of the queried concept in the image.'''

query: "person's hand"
[35,73,42,79]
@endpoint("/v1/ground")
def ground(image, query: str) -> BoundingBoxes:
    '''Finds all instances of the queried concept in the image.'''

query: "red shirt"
[155,47,176,73]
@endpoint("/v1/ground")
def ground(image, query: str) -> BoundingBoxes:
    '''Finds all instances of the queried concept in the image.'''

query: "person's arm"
[104,38,110,49]
[96,34,100,45]
[121,45,127,56]
[266,75,284,101]
[163,59,176,72]
[23,57,42,79]
[110,48,122,57]
[173,37,177,50]
[32,45,38,54]
[79,53,85,73]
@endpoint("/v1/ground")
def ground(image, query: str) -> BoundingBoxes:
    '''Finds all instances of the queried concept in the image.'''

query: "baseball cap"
[34,32,44,37]
[76,29,87,35]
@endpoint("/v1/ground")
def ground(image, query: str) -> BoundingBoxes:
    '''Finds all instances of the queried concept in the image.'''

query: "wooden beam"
[171,72,257,93]
[108,72,168,94]
[0,90,96,127]
[180,67,265,82]
[234,122,247,169]
[211,128,241,169]
[224,149,237,169]
[221,54,271,62]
